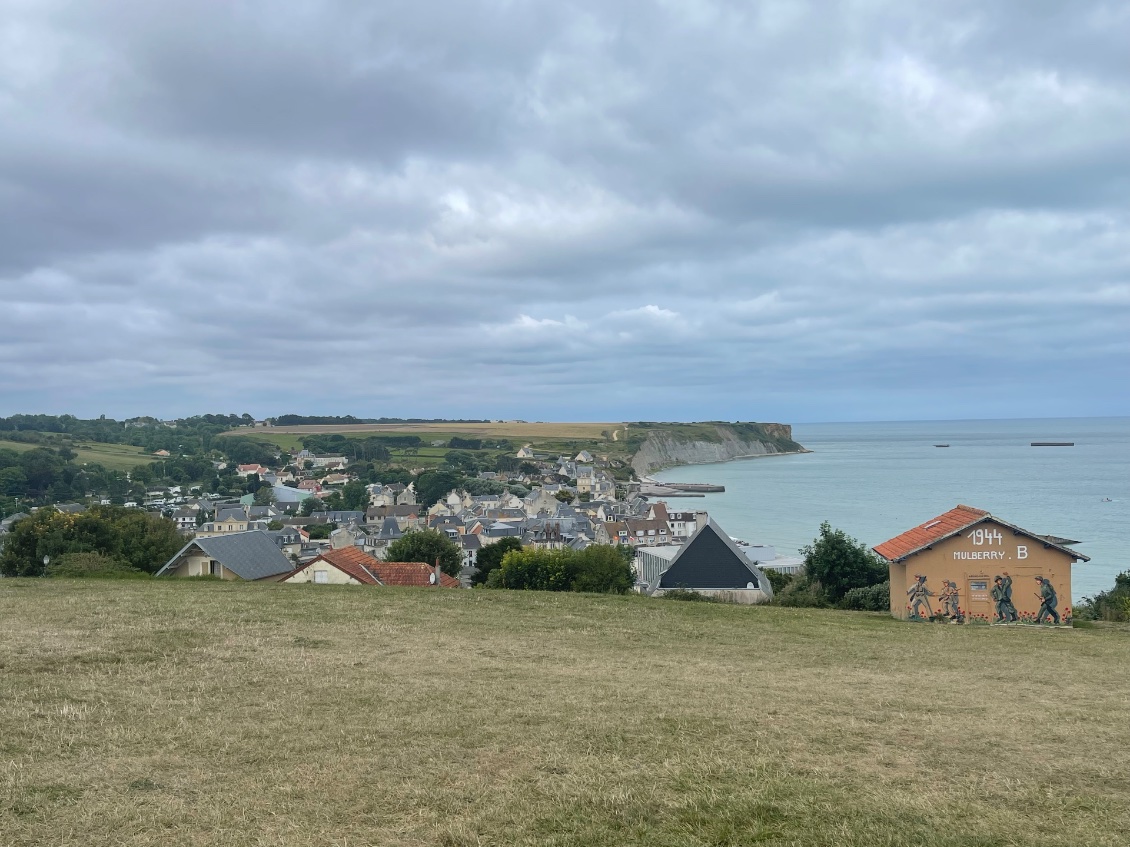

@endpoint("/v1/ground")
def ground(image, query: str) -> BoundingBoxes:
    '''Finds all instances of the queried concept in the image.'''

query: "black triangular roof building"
[648,519,773,598]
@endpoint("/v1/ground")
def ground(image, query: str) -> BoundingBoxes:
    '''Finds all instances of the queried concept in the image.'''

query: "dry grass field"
[2,581,1128,846]
[228,422,623,439]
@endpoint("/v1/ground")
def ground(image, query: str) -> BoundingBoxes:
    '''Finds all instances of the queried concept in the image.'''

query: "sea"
[652,418,1130,601]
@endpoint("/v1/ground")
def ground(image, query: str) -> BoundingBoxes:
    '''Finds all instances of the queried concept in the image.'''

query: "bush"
[760,567,795,595]
[1075,571,1130,621]
[0,506,184,576]
[493,545,633,594]
[800,522,888,604]
[471,536,523,586]
[772,574,830,608]
[47,552,147,579]
[385,529,463,578]
[839,581,890,612]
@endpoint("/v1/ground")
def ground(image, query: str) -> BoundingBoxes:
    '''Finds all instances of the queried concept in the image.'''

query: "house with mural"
[874,504,1089,624]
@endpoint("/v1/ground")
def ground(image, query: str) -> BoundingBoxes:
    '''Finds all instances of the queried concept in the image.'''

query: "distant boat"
[1031,442,1074,447]
[934,444,950,448]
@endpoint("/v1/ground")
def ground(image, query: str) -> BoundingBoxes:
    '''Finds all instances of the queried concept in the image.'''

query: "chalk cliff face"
[631,424,806,477]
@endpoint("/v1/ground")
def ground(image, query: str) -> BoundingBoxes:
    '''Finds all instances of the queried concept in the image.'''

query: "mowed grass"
[0,438,154,472]
[2,583,1128,847]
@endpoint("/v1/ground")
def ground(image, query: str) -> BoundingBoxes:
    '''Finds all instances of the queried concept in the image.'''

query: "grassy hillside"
[2,582,1128,846]
[0,437,155,472]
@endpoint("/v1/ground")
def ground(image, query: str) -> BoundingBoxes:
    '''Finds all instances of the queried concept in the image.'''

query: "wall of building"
[652,587,770,605]
[283,564,362,585]
[889,519,1074,623]
[168,553,241,580]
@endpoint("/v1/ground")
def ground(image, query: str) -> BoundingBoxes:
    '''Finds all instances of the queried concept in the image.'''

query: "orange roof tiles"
[285,548,462,587]
[285,546,383,584]
[873,505,989,562]
[370,561,461,588]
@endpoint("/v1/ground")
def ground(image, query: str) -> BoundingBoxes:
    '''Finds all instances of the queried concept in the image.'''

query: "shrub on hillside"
[0,506,184,577]
[839,581,890,612]
[471,536,523,586]
[492,545,633,594]
[1075,571,1130,622]
[47,551,147,579]
[772,574,830,608]
[760,567,795,594]
[800,522,888,604]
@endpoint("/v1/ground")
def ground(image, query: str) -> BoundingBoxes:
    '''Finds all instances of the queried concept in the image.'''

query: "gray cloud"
[1,0,1127,421]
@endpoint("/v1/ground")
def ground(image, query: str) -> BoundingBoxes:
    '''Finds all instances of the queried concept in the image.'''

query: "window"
[970,581,988,591]
[314,570,329,584]
[209,560,219,576]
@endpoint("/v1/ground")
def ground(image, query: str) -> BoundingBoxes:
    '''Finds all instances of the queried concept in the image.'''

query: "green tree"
[385,529,462,577]
[443,451,479,474]
[799,522,888,604]
[492,545,633,594]
[414,471,462,507]
[0,466,27,497]
[304,523,336,540]
[340,480,369,512]
[1076,571,1130,622]
[471,536,523,586]
[569,545,634,593]
[253,486,276,506]
[0,505,182,576]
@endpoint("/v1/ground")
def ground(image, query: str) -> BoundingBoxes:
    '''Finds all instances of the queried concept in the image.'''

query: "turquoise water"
[653,418,1130,600]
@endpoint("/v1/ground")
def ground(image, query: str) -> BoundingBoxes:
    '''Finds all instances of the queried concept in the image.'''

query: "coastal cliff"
[630,422,807,477]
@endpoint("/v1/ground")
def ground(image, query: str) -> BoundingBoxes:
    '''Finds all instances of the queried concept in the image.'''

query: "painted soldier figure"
[1035,576,1060,625]
[939,580,963,622]
[1000,572,1018,622]
[907,574,934,620]
[991,576,1008,622]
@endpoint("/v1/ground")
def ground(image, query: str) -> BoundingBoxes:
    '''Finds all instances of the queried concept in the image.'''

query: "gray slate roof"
[156,530,294,580]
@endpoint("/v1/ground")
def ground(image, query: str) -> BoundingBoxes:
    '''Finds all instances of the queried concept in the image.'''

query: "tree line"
[0,506,184,577]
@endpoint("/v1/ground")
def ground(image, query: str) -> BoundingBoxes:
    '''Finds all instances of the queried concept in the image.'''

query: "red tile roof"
[370,561,461,588]
[286,546,384,584]
[873,505,989,562]
[874,504,1090,564]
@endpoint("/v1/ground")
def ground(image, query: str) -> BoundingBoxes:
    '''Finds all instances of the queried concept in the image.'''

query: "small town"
[4,2,1128,842]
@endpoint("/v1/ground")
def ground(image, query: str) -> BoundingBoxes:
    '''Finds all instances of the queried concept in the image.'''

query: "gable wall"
[890,518,1074,622]
[282,564,362,585]
[168,552,241,580]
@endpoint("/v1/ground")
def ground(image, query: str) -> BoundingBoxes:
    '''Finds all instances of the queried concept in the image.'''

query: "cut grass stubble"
[1,581,1128,846]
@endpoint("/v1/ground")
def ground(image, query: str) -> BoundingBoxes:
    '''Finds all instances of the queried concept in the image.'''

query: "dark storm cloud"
[1,0,1128,420]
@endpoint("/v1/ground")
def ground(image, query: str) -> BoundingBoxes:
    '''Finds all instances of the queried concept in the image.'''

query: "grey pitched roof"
[377,517,403,539]
[650,519,771,597]
[156,531,294,580]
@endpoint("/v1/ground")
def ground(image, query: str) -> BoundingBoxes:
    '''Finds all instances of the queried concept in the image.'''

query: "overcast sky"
[2,1,1128,423]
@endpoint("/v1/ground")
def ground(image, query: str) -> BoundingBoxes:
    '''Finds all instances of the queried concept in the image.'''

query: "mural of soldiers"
[992,574,1019,622]
[907,574,934,620]
[939,580,963,622]
[1000,572,1019,622]
[991,576,1008,622]
[1035,576,1060,624]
